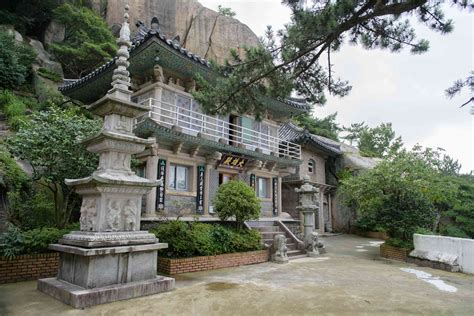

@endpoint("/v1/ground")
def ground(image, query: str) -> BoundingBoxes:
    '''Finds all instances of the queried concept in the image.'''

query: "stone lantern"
[295,175,322,256]
[37,5,174,308]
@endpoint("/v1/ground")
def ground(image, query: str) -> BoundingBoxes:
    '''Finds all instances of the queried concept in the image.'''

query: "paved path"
[1,234,473,315]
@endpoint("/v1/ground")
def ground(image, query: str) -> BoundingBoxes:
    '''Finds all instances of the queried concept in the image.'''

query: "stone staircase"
[247,221,306,260]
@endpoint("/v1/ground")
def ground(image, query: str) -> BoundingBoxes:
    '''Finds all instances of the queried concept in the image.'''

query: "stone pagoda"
[37,5,174,308]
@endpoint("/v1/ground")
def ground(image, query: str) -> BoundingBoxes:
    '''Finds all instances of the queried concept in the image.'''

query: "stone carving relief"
[106,200,121,232]
[123,199,138,231]
[79,199,97,231]
[272,234,289,264]
[115,115,130,132]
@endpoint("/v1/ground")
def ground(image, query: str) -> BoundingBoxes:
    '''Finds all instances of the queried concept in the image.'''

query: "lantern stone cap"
[87,94,150,118]
[295,174,319,193]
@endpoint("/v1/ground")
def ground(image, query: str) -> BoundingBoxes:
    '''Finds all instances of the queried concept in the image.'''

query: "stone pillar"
[37,5,174,308]
[145,152,158,216]
[318,188,325,234]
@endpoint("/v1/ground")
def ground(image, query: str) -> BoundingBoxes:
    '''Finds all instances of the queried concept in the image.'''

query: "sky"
[200,0,473,173]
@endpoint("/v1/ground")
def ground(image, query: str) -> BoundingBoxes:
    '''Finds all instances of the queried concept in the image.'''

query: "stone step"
[246,221,276,228]
[253,226,281,232]
[286,243,298,251]
[288,250,306,257]
[288,254,308,260]
[263,237,291,244]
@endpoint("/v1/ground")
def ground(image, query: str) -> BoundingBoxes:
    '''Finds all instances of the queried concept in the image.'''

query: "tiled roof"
[279,122,342,156]
[59,25,310,113]
[59,28,211,93]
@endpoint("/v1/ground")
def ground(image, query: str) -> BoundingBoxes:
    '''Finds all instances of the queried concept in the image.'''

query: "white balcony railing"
[137,98,301,159]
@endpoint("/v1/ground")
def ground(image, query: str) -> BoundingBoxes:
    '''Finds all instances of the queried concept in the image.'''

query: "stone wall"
[164,194,197,216]
[0,253,59,284]
[410,234,474,274]
[157,250,269,275]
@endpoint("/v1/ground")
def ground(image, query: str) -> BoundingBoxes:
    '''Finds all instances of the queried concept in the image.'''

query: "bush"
[0,224,76,259]
[37,67,62,82]
[150,221,262,258]
[339,151,454,243]
[385,237,413,250]
[214,180,261,229]
[0,31,36,89]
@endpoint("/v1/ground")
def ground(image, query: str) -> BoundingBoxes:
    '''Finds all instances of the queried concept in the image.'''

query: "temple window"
[308,159,315,174]
[169,164,190,191]
[257,177,270,198]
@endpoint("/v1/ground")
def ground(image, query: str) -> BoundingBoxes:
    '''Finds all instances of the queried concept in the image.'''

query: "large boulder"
[43,20,65,46]
[92,0,259,64]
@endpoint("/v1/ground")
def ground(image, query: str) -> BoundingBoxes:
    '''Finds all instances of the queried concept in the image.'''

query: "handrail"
[137,98,301,159]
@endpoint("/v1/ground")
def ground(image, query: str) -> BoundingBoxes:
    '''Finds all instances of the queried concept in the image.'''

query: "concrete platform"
[2,235,474,315]
[37,276,174,308]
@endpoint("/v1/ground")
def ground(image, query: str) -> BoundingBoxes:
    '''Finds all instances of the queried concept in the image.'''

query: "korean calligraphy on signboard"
[156,159,166,210]
[219,154,248,169]
[272,177,278,216]
[196,165,205,214]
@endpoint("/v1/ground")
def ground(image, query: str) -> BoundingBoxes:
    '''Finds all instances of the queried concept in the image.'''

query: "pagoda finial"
[110,3,132,100]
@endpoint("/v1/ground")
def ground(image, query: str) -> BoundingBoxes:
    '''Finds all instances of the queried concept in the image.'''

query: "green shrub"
[229,229,262,253]
[385,237,413,250]
[151,221,262,258]
[36,67,62,82]
[0,224,75,259]
[190,223,219,256]
[0,31,36,89]
[150,221,195,258]
[21,227,69,254]
[214,180,261,229]
[0,224,24,259]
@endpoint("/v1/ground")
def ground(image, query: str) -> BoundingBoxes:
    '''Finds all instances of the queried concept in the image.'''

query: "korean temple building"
[59,18,343,232]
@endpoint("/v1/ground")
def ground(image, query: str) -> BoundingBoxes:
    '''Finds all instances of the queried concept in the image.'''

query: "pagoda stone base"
[38,242,174,308]
[38,276,174,308]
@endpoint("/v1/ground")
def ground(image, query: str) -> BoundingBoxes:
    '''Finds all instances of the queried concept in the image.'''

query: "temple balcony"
[136,98,301,160]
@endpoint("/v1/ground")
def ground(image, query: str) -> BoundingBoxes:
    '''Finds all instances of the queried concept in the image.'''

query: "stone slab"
[37,276,175,308]
[49,243,168,256]
[60,231,158,248]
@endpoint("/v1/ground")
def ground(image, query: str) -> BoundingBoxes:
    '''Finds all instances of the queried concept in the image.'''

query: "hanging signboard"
[196,165,205,214]
[250,174,256,189]
[272,177,278,216]
[219,154,248,169]
[156,159,166,210]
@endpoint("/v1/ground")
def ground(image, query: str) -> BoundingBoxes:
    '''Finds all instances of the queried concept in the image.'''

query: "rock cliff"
[91,0,260,64]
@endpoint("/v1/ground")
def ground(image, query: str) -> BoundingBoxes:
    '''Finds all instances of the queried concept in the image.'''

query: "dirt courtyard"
[1,234,473,315]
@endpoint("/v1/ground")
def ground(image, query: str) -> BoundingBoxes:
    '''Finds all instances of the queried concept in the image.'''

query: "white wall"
[411,234,474,274]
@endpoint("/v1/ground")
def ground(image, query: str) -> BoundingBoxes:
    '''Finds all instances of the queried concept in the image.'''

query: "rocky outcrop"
[92,0,260,64]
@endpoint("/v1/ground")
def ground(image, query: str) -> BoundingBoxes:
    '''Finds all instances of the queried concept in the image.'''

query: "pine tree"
[194,1,472,116]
